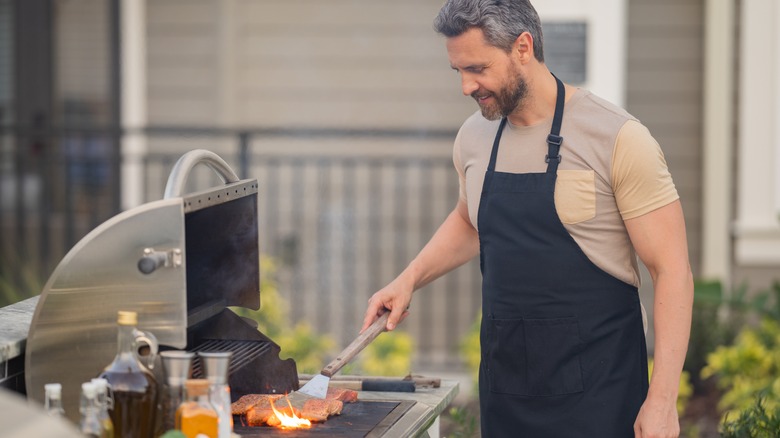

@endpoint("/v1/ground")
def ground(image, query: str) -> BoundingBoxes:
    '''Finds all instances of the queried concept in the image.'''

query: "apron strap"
[545,74,565,174]
[486,117,508,172]
[485,73,565,177]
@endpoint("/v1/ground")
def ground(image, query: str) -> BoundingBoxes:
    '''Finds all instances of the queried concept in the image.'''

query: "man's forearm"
[403,200,480,292]
[648,269,694,401]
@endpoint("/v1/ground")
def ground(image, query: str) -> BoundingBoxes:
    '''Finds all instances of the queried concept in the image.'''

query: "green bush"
[357,330,414,377]
[0,249,43,307]
[701,318,780,418]
[720,393,780,438]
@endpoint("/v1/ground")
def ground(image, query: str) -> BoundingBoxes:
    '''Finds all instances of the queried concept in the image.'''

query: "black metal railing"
[0,124,481,370]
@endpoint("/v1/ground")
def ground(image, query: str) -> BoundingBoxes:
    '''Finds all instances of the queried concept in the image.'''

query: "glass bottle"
[160,350,194,433]
[91,378,115,438]
[98,310,159,438]
[175,379,219,438]
[199,351,233,438]
[44,383,65,417]
[80,382,103,438]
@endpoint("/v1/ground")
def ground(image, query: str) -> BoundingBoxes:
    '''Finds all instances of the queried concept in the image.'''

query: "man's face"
[446,28,527,120]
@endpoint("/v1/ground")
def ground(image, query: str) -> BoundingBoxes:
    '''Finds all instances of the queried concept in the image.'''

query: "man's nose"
[461,75,478,96]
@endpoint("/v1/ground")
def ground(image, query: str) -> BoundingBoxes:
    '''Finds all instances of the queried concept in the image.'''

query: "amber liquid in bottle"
[176,379,218,438]
[99,311,158,438]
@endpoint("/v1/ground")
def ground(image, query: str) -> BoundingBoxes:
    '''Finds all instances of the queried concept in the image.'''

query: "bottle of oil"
[175,379,219,438]
[98,310,159,438]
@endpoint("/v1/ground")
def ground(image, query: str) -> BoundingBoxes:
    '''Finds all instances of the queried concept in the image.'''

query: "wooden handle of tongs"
[320,312,390,378]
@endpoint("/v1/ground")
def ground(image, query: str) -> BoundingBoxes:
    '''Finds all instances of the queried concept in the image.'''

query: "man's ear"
[513,31,534,64]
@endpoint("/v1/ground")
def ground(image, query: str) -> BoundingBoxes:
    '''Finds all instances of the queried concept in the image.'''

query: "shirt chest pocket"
[554,170,596,224]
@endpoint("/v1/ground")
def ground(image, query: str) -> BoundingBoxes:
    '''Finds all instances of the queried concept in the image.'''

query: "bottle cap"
[82,382,97,398]
[44,383,62,398]
[117,310,138,326]
[184,379,210,397]
[90,378,109,395]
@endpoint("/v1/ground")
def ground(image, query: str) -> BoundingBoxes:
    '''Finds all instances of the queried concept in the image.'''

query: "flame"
[270,395,312,429]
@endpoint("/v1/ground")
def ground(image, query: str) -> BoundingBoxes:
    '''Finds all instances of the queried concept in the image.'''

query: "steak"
[231,388,357,426]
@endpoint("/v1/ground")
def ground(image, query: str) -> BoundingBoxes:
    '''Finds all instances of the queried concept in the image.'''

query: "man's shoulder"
[571,89,636,123]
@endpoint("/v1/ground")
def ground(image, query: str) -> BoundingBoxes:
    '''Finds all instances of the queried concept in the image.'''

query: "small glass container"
[198,351,233,438]
[176,379,219,438]
[80,382,103,438]
[160,350,195,433]
[44,383,65,417]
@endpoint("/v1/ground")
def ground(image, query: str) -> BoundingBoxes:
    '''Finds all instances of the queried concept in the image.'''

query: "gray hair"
[433,0,545,62]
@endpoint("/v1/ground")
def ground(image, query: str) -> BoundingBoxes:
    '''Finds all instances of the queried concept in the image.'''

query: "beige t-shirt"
[453,89,679,287]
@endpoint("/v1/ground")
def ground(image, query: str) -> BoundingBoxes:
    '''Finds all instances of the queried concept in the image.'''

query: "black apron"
[477,75,648,437]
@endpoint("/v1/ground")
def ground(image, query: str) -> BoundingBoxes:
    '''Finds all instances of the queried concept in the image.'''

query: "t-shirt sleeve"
[611,120,679,220]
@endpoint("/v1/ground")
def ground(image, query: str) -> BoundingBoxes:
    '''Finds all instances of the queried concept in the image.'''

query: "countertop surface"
[356,378,459,438]
[0,296,38,363]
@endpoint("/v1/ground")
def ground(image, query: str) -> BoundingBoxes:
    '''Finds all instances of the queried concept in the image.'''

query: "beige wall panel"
[237,34,445,59]
[237,67,456,94]
[55,0,109,101]
[628,3,702,27]
[629,70,703,95]
[147,35,218,59]
[148,100,219,125]
[628,37,703,62]
[147,0,220,126]
[148,67,216,90]
[146,0,214,25]
[627,101,701,128]
[237,1,443,27]
[237,98,473,130]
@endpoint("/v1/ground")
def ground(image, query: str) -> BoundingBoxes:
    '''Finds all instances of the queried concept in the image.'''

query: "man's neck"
[506,66,560,127]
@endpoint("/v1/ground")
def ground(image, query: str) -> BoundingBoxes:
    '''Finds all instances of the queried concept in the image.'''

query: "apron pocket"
[487,317,584,396]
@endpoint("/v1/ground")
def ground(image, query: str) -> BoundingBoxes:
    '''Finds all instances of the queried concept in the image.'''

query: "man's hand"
[633,395,680,438]
[361,277,413,332]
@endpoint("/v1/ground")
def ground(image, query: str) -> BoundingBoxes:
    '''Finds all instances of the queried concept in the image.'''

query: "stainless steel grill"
[24,150,297,421]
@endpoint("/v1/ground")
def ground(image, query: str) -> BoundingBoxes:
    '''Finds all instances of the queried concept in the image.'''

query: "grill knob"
[138,249,168,274]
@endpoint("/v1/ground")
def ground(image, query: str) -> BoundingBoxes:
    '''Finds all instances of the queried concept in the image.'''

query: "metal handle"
[132,328,159,370]
[163,149,240,199]
[137,248,182,274]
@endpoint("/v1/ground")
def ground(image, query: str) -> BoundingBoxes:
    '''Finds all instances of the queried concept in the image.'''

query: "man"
[361,0,693,436]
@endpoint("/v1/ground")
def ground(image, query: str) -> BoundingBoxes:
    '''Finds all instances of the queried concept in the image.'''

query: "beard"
[472,71,528,121]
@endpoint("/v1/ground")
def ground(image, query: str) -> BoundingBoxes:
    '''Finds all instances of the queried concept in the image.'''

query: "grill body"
[25,151,297,421]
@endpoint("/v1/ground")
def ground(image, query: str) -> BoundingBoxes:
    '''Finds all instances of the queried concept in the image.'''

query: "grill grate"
[189,339,273,378]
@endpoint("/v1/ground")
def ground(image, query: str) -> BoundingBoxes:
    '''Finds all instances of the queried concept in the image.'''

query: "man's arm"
[361,198,479,332]
[625,199,694,438]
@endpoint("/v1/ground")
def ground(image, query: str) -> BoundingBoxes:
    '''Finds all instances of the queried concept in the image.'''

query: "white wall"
[536,0,627,107]
[734,0,780,265]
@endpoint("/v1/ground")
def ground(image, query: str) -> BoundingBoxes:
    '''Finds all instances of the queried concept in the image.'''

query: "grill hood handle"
[164,149,241,199]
